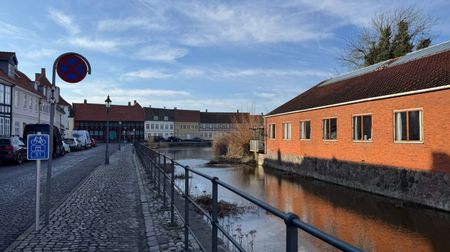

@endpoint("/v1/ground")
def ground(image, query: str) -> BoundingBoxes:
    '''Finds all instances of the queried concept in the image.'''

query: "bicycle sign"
[27,134,50,160]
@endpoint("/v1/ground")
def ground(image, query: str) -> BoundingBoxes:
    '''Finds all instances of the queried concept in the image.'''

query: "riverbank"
[258,153,450,212]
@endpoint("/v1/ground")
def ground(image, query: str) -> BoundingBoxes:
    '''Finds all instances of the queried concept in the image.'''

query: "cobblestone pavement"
[0,144,118,251]
[6,145,147,251]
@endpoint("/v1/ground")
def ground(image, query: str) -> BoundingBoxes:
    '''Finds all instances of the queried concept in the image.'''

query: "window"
[155,124,159,130]
[394,109,422,142]
[146,124,149,129]
[14,121,19,136]
[14,91,19,108]
[151,124,154,129]
[5,86,10,105]
[300,121,311,140]
[5,118,10,136]
[282,123,292,140]
[0,86,4,104]
[153,115,158,120]
[164,116,168,121]
[0,118,3,136]
[29,97,33,109]
[165,124,168,130]
[353,115,372,141]
[23,94,27,108]
[323,118,337,140]
[170,124,173,130]
[269,124,276,139]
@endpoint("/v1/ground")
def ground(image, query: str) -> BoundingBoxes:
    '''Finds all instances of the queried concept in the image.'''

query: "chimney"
[133,100,137,105]
[128,101,131,106]
[164,106,166,109]
[149,105,151,108]
[84,99,87,104]
[41,68,46,76]
[35,73,40,82]
[237,109,239,113]
[174,107,177,110]
[205,109,208,112]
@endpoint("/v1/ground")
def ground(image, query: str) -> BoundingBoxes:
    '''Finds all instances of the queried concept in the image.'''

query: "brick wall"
[265,89,450,172]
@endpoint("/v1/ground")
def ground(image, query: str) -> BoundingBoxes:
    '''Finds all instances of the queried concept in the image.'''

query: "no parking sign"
[56,53,89,83]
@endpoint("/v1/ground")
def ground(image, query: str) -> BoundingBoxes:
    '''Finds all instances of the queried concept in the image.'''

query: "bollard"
[170,160,175,226]
[211,177,219,252]
[184,167,190,251]
[285,212,299,252]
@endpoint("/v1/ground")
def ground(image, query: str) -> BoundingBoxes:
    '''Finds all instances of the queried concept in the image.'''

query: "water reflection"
[159,147,450,252]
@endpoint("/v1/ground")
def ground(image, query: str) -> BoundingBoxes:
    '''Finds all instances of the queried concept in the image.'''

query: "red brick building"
[73,100,144,142]
[265,42,450,173]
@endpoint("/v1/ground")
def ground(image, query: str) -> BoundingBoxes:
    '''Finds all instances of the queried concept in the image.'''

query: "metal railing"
[134,143,362,252]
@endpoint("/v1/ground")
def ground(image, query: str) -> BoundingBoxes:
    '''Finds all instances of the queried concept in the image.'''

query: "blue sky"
[1,0,449,113]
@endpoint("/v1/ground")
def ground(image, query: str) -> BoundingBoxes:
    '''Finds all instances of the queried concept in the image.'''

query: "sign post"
[45,53,91,225]
[27,133,50,231]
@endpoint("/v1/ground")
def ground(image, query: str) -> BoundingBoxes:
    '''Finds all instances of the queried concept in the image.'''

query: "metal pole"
[212,177,219,252]
[170,160,175,226]
[285,212,299,252]
[118,122,121,151]
[45,63,57,225]
[163,156,167,208]
[35,159,41,230]
[184,168,190,251]
[105,108,109,165]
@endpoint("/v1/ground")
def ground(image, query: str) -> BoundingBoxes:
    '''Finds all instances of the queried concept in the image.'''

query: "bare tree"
[339,6,437,69]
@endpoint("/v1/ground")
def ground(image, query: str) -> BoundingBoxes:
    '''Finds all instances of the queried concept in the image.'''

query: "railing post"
[184,167,190,251]
[162,156,167,208]
[285,212,299,252]
[211,177,219,252]
[170,160,175,226]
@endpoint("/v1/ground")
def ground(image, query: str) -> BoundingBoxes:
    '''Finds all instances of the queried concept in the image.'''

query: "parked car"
[90,138,97,147]
[167,136,182,142]
[23,124,64,158]
[0,136,27,164]
[191,137,203,142]
[72,130,92,149]
[61,140,70,154]
[64,137,81,151]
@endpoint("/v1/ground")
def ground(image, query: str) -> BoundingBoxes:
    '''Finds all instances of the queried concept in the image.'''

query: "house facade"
[144,107,174,140]
[264,42,450,211]
[174,109,200,139]
[73,100,145,142]
[0,52,14,137]
[199,111,247,140]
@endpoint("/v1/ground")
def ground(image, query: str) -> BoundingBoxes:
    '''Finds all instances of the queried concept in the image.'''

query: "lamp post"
[133,128,136,153]
[105,95,111,165]
[118,121,122,151]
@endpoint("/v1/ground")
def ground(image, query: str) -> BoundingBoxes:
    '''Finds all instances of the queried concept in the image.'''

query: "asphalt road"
[0,143,119,251]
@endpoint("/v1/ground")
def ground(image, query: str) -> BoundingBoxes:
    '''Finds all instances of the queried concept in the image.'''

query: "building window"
[394,109,423,142]
[5,86,10,105]
[353,115,372,141]
[14,91,19,108]
[155,124,159,130]
[0,86,4,104]
[282,123,292,140]
[165,124,168,130]
[23,94,27,108]
[14,121,19,136]
[268,124,276,139]
[170,124,173,130]
[300,120,311,140]
[146,123,149,129]
[151,124,154,129]
[323,118,337,140]
[153,115,158,120]
[164,116,168,121]
[4,118,10,136]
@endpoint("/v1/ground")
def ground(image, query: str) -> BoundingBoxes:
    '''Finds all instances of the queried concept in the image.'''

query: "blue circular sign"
[56,53,88,83]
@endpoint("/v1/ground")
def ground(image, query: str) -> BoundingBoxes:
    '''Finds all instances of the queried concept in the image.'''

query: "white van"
[72,130,92,149]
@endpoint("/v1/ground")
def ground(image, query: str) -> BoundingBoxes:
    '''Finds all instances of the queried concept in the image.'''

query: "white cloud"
[62,37,123,53]
[216,69,332,78]
[0,21,35,39]
[98,17,164,31]
[47,7,80,34]
[121,69,174,80]
[134,44,188,62]
[22,48,58,59]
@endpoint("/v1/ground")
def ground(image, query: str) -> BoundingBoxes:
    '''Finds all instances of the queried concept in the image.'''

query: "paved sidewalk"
[7,145,149,252]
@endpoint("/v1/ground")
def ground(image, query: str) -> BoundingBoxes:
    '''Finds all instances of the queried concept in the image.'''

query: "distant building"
[0,52,14,137]
[144,107,174,140]
[58,96,71,136]
[174,109,200,139]
[199,110,248,140]
[73,100,144,142]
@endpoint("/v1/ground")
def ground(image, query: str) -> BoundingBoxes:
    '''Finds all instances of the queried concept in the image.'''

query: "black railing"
[134,143,362,252]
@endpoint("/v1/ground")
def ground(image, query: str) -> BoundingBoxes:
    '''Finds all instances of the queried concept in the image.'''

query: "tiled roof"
[144,107,174,121]
[174,109,200,122]
[268,42,450,116]
[15,70,43,97]
[35,70,52,87]
[0,51,16,63]
[200,112,248,124]
[58,96,70,106]
[73,102,144,121]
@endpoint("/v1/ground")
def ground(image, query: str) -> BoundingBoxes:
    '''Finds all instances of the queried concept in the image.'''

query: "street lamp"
[118,121,122,151]
[105,95,111,165]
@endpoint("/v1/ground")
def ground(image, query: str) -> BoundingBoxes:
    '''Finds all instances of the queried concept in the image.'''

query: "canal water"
[159,147,450,252]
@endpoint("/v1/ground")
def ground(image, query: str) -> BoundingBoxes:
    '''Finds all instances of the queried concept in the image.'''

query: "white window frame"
[268,124,276,139]
[322,117,337,141]
[352,113,373,143]
[300,120,311,140]
[282,122,292,140]
[393,108,424,144]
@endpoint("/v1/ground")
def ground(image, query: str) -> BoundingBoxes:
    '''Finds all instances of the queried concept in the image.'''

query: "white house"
[144,107,174,139]
[0,52,14,137]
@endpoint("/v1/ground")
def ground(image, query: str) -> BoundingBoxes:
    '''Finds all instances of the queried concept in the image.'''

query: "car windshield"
[65,138,74,143]
[73,133,80,137]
